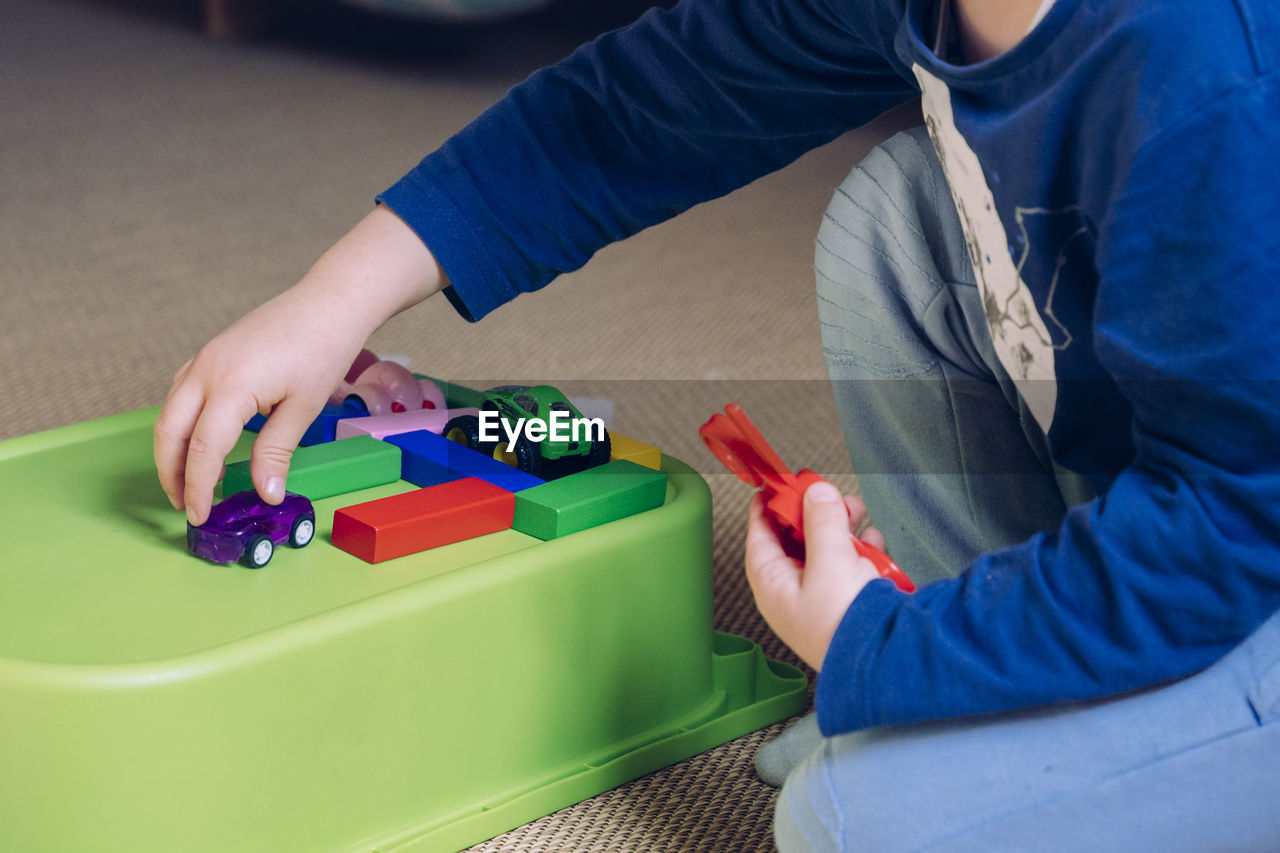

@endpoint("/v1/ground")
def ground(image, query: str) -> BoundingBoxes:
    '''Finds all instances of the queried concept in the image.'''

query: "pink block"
[335,407,478,441]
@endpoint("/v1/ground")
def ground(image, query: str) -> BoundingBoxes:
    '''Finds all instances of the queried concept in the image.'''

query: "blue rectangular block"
[381,431,462,488]
[245,400,370,446]
[385,430,545,493]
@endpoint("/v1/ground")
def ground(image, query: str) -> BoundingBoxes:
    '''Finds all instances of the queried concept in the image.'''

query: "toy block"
[334,406,478,441]
[222,435,401,500]
[513,460,668,540]
[381,430,464,489]
[332,477,515,563]
[385,429,545,492]
[608,433,662,470]
[244,400,370,447]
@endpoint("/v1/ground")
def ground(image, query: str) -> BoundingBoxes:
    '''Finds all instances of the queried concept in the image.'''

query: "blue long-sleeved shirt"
[379,0,1280,734]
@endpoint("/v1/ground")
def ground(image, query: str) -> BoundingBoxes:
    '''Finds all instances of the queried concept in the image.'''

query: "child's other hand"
[154,206,442,526]
[744,480,885,671]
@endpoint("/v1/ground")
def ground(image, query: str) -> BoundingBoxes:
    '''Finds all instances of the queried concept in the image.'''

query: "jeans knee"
[816,127,977,381]
[776,737,922,853]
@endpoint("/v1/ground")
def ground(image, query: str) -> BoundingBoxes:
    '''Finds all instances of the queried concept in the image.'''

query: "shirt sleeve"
[817,76,1280,735]
[376,0,917,320]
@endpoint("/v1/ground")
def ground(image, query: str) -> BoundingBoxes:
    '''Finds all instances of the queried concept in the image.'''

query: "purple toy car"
[187,490,316,569]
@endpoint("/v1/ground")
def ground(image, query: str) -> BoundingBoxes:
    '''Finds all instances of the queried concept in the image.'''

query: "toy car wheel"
[289,514,316,548]
[587,429,612,469]
[509,435,543,478]
[492,439,517,468]
[241,535,274,569]
[445,414,495,454]
[445,414,480,447]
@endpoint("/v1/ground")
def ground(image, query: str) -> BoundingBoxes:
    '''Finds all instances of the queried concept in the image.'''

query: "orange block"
[332,477,515,563]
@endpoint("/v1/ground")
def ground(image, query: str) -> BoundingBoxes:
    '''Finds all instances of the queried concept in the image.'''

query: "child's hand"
[744,480,886,670]
[154,206,443,526]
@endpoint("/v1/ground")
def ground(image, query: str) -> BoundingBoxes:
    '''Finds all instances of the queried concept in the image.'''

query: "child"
[155,0,1280,847]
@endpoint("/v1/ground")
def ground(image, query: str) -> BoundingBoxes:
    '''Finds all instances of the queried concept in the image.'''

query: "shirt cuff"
[376,165,511,323]
[815,577,907,736]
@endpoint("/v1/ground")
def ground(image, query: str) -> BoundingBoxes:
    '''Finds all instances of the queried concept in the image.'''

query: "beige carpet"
[0,1,919,848]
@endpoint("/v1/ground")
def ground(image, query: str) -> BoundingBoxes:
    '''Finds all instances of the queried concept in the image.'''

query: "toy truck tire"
[512,435,544,478]
[587,430,612,470]
[444,414,495,455]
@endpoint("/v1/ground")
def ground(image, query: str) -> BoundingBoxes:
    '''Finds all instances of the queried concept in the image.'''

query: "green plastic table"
[0,407,805,852]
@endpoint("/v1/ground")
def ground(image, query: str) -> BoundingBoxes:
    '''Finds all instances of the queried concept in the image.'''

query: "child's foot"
[754,712,821,787]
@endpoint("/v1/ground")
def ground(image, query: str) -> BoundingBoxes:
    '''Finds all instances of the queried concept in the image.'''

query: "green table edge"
[376,631,806,852]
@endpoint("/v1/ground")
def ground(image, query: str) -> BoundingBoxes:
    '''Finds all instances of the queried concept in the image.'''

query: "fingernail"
[264,476,285,503]
[805,482,841,504]
[187,507,200,526]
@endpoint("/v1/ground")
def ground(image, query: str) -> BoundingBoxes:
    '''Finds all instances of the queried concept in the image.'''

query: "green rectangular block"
[514,459,668,540]
[222,434,401,500]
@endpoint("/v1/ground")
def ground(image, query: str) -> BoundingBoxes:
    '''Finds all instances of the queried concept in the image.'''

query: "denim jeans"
[778,127,1280,850]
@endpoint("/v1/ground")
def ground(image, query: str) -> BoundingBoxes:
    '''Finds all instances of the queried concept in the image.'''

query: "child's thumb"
[250,400,311,504]
[802,481,858,571]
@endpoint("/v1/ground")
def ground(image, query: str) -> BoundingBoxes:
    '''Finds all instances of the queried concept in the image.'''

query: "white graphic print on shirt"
[913,63,1059,434]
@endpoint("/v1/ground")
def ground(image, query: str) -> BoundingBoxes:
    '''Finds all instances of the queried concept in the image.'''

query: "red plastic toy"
[699,403,915,593]
[332,477,515,564]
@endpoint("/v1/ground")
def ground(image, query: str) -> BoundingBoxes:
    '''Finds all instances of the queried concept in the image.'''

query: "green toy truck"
[444,384,611,478]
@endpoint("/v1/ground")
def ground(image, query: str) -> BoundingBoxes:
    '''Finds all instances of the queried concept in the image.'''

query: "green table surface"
[0,407,560,666]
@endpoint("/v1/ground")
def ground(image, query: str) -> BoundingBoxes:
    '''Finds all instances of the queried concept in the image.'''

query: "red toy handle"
[699,403,794,491]
[699,404,915,593]
[852,538,915,593]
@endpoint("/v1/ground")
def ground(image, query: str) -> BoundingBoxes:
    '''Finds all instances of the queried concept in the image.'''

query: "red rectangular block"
[332,477,515,563]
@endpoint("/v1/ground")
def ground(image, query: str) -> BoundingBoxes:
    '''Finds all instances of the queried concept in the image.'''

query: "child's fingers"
[249,397,318,505]
[843,494,868,532]
[842,494,887,551]
[859,524,887,553]
[168,358,194,389]
[154,382,204,510]
[744,494,786,565]
[744,494,800,591]
[802,481,860,575]
[182,399,254,526]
